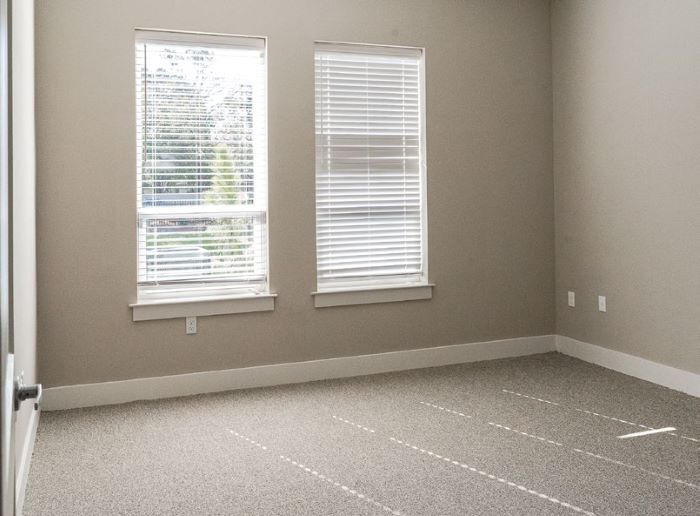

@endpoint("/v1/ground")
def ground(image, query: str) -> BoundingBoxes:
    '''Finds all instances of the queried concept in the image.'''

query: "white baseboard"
[41,334,699,411]
[15,408,40,516]
[556,335,700,397]
[43,335,556,411]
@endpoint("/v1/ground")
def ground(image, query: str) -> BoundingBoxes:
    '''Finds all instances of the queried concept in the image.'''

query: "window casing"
[135,31,268,302]
[314,42,428,292]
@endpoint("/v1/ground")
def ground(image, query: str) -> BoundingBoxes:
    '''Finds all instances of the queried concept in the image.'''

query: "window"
[313,42,430,305]
[135,31,268,305]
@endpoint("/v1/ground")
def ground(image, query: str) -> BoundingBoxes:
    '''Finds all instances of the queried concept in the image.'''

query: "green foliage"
[203,146,239,205]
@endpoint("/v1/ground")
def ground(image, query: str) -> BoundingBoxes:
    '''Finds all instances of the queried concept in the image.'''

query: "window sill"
[312,283,434,308]
[130,292,277,321]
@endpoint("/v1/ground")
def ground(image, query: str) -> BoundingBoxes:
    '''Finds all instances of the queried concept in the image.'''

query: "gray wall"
[35,0,554,388]
[553,0,700,373]
[12,0,37,486]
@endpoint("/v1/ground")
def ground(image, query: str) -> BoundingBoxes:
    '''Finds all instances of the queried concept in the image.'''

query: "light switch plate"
[567,291,576,308]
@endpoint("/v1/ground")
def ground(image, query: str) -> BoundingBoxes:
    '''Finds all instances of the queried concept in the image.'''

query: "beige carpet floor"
[24,352,700,515]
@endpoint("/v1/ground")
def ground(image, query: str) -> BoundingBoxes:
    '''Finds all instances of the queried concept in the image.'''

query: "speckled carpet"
[24,353,700,515]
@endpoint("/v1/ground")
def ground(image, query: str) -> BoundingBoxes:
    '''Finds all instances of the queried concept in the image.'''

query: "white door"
[0,0,15,512]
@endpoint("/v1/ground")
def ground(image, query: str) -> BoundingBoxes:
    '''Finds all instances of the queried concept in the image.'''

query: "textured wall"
[553,0,700,373]
[35,0,554,387]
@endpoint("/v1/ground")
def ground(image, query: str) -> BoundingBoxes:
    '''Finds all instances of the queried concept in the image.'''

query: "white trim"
[312,284,433,308]
[134,29,265,49]
[37,334,700,412]
[314,41,423,58]
[130,293,276,321]
[556,335,700,397]
[15,408,39,516]
[419,44,429,289]
[42,335,556,411]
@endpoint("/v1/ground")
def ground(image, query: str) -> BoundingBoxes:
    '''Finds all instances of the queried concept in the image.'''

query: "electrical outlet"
[186,316,197,334]
[598,296,607,313]
[567,290,576,308]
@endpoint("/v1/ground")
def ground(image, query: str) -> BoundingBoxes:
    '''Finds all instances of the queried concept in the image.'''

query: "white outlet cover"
[186,316,197,334]
[598,296,607,312]
[567,291,576,308]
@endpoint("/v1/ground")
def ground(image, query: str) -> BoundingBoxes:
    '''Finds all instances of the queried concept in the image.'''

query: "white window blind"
[314,43,427,290]
[135,31,268,301]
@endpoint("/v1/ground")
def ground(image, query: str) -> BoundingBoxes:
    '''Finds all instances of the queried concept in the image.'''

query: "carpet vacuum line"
[418,400,698,490]
[225,429,405,516]
[501,389,699,443]
[330,415,596,516]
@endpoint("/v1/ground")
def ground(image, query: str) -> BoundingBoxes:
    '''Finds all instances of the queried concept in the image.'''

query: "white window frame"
[312,41,432,308]
[130,29,274,320]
